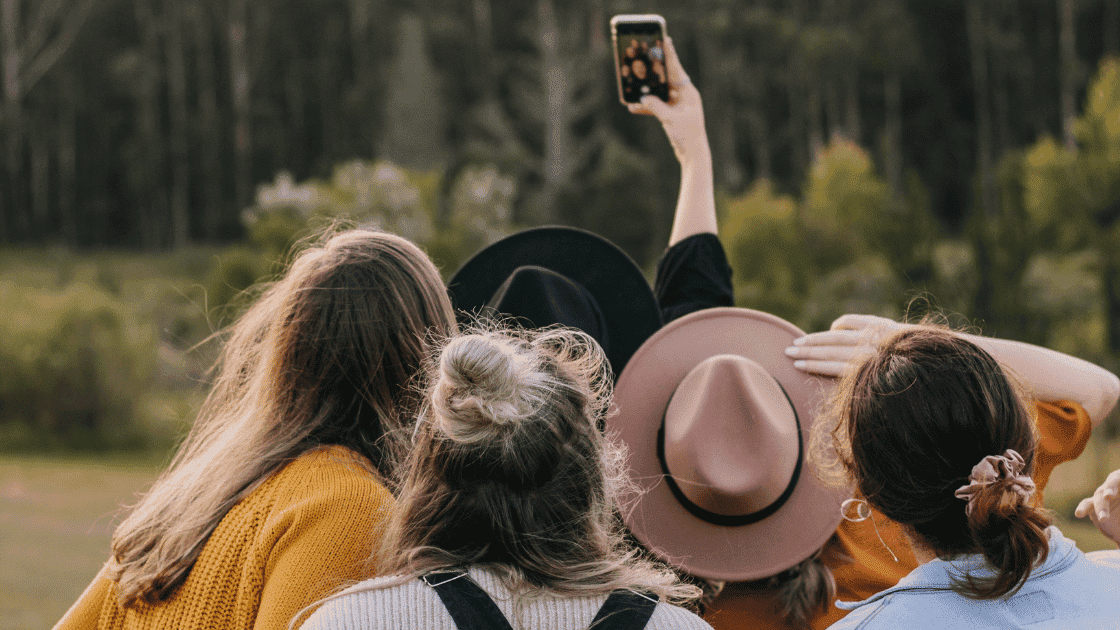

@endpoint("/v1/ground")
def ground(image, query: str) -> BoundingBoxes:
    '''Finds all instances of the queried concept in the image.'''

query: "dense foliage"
[2,0,1116,251]
[3,0,1120,446]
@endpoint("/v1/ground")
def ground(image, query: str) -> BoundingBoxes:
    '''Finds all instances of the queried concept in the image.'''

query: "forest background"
[2,0,1120,628]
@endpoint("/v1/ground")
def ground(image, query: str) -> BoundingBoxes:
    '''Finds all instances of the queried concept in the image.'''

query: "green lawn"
[1,440,1116,630]
[0,454,162,630]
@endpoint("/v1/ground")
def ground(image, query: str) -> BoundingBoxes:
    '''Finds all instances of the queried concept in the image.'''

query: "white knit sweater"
[298,567,713,630]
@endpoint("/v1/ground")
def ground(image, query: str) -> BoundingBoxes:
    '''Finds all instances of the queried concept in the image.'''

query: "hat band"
[656,380,803,527]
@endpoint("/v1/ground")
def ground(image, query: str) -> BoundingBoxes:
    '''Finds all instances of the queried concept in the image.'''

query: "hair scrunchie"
[953,449,1036,516]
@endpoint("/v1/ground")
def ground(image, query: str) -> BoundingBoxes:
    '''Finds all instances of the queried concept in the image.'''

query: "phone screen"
[612,18,668,104]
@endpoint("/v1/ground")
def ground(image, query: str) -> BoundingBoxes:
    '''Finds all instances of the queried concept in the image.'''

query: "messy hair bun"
[431,334,549,443]
[379,325,701,606]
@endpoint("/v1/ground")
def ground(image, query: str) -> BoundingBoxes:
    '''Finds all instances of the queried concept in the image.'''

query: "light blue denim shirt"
[827,527,1120,630]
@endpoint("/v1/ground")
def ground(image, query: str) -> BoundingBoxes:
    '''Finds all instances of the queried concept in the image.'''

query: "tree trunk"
[824,71,842,141]
[845,63,861,143]
[165,0,190,247]
[966,0,997,218]
[30,121,50,236]
[787,80,808,186]
[698,36,744,190]
[2,0,26,240]
[586,0,604,56]
[745,105,772,182]
[59,76,78,245]
[228,0,253,213]
[884,70,903,202]
[808,79,825,157]
[349,0,375,157]
[319,15,346,164]
[1058,0,1078,150]
[2,0,98,242]
[472,0,495,88]
[194,0,224,240]
[1106,0,1119,57]
[535,0,570,224]
[134,0,166,248]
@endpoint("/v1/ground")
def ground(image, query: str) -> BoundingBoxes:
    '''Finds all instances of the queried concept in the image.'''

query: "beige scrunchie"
[953,449,1036,516]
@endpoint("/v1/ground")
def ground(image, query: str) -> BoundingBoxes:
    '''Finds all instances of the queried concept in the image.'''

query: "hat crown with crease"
[663,354,800,518]
[485,265,608,349]
[609,307,848,581]
[447,226,662,379]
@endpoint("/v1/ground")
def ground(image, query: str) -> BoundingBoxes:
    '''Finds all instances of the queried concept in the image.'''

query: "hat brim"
[447,226,662,377]
[608,307,849,581]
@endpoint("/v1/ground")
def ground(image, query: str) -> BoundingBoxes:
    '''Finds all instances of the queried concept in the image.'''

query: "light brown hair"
[813,326,1050,599]
[377,325,701,604]
[109,229,455,605]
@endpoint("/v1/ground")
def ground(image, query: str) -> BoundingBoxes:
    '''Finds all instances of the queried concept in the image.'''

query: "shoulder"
[827,593,952,630]
[300,576,451,630]
[647,601,714,630]
[1080,548,1120,580]
[278,445,383,482]
[268,446,392,509]
[250,446,394,558]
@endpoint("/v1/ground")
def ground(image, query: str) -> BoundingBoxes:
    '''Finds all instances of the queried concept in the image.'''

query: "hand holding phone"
[610,14,669,105]
[620,34,707,167]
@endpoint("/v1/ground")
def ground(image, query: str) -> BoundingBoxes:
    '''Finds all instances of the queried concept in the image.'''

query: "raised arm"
[785,313,1120,426]
[627,37,716,246]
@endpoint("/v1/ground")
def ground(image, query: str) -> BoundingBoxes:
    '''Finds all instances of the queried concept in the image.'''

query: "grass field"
[2,441,1117,630]
[0,454,163,630]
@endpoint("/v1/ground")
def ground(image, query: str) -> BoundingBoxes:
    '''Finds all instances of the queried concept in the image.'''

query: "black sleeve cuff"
[654,233,734,324]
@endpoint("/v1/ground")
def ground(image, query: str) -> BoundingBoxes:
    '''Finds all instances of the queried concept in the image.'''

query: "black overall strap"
[421,572,515,630]
[589,590,658,630]
[422,573,658,630]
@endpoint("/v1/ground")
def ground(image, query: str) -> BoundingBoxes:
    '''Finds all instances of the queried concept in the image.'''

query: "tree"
[1,0,98,241]
[1023,57,1120,352]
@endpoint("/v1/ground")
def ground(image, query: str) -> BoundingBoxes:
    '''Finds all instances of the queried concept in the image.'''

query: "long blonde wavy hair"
[108,229,456,605]
[375,325,701,605]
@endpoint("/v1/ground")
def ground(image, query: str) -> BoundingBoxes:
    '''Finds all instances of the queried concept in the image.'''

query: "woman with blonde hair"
[55,229,457,630]
[298,327,712,630]
[811,325,1120,629]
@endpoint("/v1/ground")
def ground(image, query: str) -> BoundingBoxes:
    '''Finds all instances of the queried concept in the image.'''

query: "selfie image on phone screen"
[612,17,668,104]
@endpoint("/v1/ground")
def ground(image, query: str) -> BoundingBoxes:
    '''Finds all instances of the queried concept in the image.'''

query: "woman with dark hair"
[626,30,1119,625]
[809,325,1120,629]
[297,327,711,630]
[55,229,457,630]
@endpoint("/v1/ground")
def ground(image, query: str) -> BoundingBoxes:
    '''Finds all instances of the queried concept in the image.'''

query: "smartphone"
[610,14,669,105]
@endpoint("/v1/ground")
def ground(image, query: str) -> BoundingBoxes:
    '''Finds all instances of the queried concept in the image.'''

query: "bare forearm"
[668,145,716,247]
[960,333,1120,426]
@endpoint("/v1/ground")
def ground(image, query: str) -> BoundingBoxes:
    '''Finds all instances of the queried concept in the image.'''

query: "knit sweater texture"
[53,445,393,630]
[299,566,714,630]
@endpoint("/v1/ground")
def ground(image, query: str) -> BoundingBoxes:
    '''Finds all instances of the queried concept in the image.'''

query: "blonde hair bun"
[432,334,542,442]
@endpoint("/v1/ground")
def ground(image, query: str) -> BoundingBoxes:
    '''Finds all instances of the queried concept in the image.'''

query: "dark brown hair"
[819,327,1050,599]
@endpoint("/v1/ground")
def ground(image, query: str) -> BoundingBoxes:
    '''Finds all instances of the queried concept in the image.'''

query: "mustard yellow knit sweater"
[53,446,393,630]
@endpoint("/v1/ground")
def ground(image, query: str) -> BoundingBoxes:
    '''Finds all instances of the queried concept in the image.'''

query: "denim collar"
[836,526,1081,611]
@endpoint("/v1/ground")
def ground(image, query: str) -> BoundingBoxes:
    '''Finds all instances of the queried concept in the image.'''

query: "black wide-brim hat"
[447,226,663,378]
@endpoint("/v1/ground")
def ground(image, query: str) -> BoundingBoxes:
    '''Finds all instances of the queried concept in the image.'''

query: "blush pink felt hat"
[607,307,848,581]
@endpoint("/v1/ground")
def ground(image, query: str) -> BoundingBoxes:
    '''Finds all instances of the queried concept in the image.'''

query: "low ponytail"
[957,477,1052,598]
[820,328,1054,602]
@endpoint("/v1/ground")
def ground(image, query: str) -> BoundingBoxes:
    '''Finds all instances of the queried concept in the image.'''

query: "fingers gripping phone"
[610,14,669,105]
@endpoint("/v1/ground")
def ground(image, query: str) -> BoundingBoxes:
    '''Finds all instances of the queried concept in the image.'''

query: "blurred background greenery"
[2,0,1120,628]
